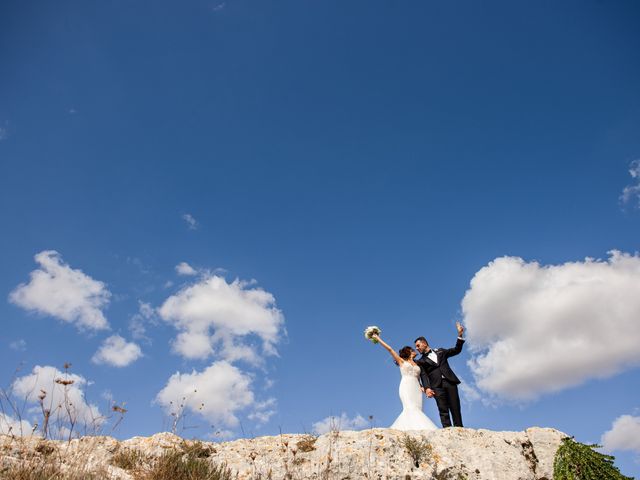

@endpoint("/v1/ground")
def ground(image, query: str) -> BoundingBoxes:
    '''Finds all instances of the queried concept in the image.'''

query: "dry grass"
[109,441,226,479]
[0,462,60,480]
[2,443,232,480]
[180,439,216,459]
[139,450,233,480]
[0,460,113,480]
[111,447,150,471]
[401,434,433,468]
[295,434,318,453]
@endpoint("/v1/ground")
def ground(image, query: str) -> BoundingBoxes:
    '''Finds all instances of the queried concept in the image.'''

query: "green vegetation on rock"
[553,437,633,480]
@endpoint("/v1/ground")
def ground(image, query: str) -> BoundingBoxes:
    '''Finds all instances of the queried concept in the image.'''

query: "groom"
[414,322,465,428]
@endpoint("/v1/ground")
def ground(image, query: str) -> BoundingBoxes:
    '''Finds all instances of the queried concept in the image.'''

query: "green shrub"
[553,437,633,480]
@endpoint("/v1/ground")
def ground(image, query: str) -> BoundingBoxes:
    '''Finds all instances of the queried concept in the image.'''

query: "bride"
[372,333,438,431]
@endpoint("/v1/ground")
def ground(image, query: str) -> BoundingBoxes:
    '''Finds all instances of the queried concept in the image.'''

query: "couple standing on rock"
[372,322,465,431]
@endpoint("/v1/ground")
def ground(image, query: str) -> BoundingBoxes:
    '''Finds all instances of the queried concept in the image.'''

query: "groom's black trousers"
[433,378,463,428]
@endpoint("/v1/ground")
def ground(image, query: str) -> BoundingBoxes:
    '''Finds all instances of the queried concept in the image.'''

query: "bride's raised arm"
[372,334,404,365]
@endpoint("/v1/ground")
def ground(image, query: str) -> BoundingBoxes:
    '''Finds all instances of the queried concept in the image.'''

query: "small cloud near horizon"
[10,365,103,438]
[312,412,369,434]
[601,414,640,458]
[247,398,277,425]
[156,360,254,429]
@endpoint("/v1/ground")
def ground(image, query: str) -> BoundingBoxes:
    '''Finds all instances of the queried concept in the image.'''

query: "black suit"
[415,338,464,428]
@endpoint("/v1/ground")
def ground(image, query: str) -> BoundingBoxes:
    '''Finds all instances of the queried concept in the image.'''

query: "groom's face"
[415,339,429,353]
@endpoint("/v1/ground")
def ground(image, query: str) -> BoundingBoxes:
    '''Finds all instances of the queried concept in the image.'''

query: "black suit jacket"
[415,338,465,389]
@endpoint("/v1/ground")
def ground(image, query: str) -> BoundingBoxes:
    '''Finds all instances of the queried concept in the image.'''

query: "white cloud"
[9,251,111,331]
[139,301,155,317]
[158,275,285,363]
[175,262,198,276]
[247,398,277,424]
[156,361,254,428]
[101,389,114,403]
[9,339,27,351]
[247,410,275,424]
[129,301,156,340]
[458,380,482,404]
[0,413,32,436]
[620,160,640,208]
[172,330,214,359]
[92,335,142,367]
[601,415,640,455]
[182,213,198,230]
[312,413,369,434]
[11,365,103,437]
[462,251,640,401]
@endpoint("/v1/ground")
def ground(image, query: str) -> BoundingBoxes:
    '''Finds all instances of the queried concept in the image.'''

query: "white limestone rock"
[0,427,568,479]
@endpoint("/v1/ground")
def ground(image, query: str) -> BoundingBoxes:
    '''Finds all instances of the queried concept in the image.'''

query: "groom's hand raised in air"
[424,388,436,398]
[456,322,465,337]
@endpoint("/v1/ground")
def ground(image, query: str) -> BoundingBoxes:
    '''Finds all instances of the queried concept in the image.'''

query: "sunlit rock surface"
[0,426,567,479]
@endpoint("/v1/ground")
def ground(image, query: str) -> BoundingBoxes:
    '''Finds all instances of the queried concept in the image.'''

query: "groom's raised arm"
[441,337,465,358]
[442,322,465,359]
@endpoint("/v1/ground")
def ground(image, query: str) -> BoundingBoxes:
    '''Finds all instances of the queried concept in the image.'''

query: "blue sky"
[1,0,640,475]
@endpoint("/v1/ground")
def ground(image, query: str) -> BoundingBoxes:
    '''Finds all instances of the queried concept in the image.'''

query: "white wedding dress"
[390,361,438,431]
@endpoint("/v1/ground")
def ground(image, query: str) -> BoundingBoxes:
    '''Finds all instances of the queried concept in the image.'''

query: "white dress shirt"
[426,349,438,364]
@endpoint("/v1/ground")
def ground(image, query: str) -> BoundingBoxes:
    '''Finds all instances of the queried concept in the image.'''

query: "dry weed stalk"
[166,390,206,435]
[1,362,127,443]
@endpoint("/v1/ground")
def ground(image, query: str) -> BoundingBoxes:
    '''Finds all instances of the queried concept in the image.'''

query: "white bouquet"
[364,326,381,344]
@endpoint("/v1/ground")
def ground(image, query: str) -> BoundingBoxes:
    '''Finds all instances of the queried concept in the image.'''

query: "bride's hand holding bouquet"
[364,325,382,344]
[365,325,401,362]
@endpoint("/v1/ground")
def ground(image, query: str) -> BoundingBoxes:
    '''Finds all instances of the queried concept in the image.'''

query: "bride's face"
[410,349,417,359]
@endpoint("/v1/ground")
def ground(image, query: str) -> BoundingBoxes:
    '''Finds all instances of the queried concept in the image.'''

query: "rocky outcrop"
[0,427,567,479]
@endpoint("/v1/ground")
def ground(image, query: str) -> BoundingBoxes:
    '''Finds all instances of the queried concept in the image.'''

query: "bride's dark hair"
[395,346,413,365]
